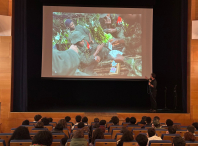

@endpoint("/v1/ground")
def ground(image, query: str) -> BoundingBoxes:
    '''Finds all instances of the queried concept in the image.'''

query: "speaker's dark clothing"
[149,79,157,110]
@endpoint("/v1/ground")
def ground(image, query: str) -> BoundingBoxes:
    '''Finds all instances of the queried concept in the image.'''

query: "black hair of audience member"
[65,116,71,122]
[60,137,68,146]
[78,122,85,128]
[92,128,104,144]
[99,120,106,125]
[192,122,198,130]
[55,123,64,130]
[75,115,82,122]
[32,131,53,146]
[130,117,136,124]
[8,126,31,146]
[82,117,88,123]
[41,117,50,125]
[166,119,173,127]
[48,117,53,122]
[168,126,176,134]
[117,130,134,146]
[34,115,42,122]
[111,116,119,125]
[187,125,195,133]
[148,128,156,137]
[136,134,148,146]
[146,117,151,124]
[22,120,29,125]
[153,120,160,128]
[140,116,147,124]
[58,119,67,128]
[94,118,99,123]
[125,117,130,123]
[109,119,112,122]
[35,122,44,128]
[184,132,196,141]
[120,127,128,134]
[73,129,84,138]
[153,116,160,121]
[93,123,100,128]
[173,136,186,146]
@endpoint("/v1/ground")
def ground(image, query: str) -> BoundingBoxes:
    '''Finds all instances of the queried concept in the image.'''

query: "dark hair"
[41,117,50,125]
[73,129,84,138]
[94,118,99,123]
[151,73,156,78]
[153,116,160,121]
[34,115,42,122]
[22,120,29,125]
[125,117,130,123]
[173,125,181,130]
[130,117,136,124]
[111,116,119,125]
[120,127,128,134]
[55,123,63,130]
[120,130,134,142]
[58,119,67,128]
[78,122,85,128]
[187,125,195,133]
[168,126,176,134]
[140,116,147,124]
[146,117,151,124]
[148,128,156,137]
[153,120,160,128]
[8,126,31,146]
[166,119,173,127]
[93,123,100,128]
[184,132,196,141]
[82,117,88,123]
[32,131,53,146]
[99,120,106,125]
[48,118,53,122]
[92,128,104,144]
[192,122,198,130]
[60,137,68,146]
[65,116,71,122]
[136,134,148,146]
[75,115,82,122]
[173,136,186,146]
[35,122,44,128]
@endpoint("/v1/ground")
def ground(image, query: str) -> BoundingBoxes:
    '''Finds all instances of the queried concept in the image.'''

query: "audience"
[111,116,119,125]
[145,117,152,126]
[125,117,130,123]
[48,117,53,122]
[51,123,64,133]
[166,119,173,127]
[72,115,82,129]
[184,132,196,141]
[136,134,148,146]
[91,128,104,146]
[65,116,74,126]
[58,119,67,128]
[41,117,50,125]
[173,136,186,146]
[117,130,134,146]
[99,120,106,126]
[166,126,176,134]
[94,118,99,123]
[139,116,147,124]
[34,122,44,128]
[192,122,198,130]
[32,131,53,146]
[60,137,68,146]
[70,129,87,146]
[82,117,88,124]
[34,114,42,122]
[78,122,85,128]
[187,125,196,135]
[129,117,136,125]
[22,120,29,125]
[147,128,162,144]
[152,120,161,129]
[8,126,31,146]
[153,116,160,122]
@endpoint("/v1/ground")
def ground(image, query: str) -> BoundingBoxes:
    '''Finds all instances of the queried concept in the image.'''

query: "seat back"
[21,125,34,132]
[145,126,152,129]
[104,133,112,139]
[63,128,69,138]
[111,128,122,139]
[123,141,137,146]
[94,139,117,146]
[161,126,169,130]
[161,134,180,142]
[10,140,32,146]
[194,130,198,135]
[106,123,113,128]
[84,133,89,140]
[0,139,6,146]
[126,125,141,131]
[44,125,53,131]
[29,122,37,126]
[122,123,130,127]
[109,126,122,133]
[49,122,57,127]
[31,128,48,133]
[0,133,12,146]
[29,133,36,139]
[176,130,186,137]
[185,141,198,146]
[132,129,147,139]
[73,128,81,133]
[155,129,167,137]
[115,133,123,141]
[51,139,61,146]
[52,133,66,139]
[67,125,71,133]
[148,140,172,146]
[66,122,73,127]
[180,126,187,130]
[173,123,181,125]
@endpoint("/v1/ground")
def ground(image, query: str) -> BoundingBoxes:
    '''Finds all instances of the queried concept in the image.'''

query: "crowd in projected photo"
[52,13,142,77]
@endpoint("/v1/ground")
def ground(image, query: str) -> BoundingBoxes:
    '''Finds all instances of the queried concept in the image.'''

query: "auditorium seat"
[66,122,73,127]
[29,133,36,139]
[10,140,32,146]
[132,129,147,139]
[123,141,137,146]
[49,122,57,127]
[145,125,152,129]
[161,134,180,142]
[126,125,141,131]
[84,133,89,140]
[52,133,66,139]
[11,128,16,133]
[148,140,172,146]
[111,128,122,139]
[67,125,71,133]
[109,126,122,133]
[29,122,37,125]
[0,133,12,146]
[106,123,113,128]
[194,130,198,135]
[161,126,168,130]
[74,125,88,129]
[51,139,61,146]
[176,130,186,137]
[44,125,53,131]
[31,128,48,133]
[104,133,112,139]
[72,128,81,133]
[194,135,198,141]
[63,128,70,138]
[138,124,145,128]
[92,128,108,135]
[21,125,34,132]
[122,122,130,127]
[180,126,187,130]
[185,141,198,146]
[94,139,117,146]
[0,139,6,146]
[66,139,89,146]
[155,129,167,137]
[91,122,99,126]
[173,123,181,125]
[115,133,123,141]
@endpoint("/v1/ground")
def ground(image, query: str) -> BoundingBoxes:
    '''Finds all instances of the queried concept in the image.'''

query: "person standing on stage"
[148,73,157,113]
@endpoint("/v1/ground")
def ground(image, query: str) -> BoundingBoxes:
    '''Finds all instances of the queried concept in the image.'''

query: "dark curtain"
[12,0,28,111]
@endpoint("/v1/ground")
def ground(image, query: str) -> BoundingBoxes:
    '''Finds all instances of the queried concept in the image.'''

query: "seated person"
[65,116,74,126]
[153,116,160,122]
[147,128,162,144]
[72,115,82,130]
[58,119,67,128]
[90,128,104,146]
[192,122,198,130]
[152,120,162,129]
[60,137,68,146]
[31,131,52,146]
[51,123,64,133]
[82,116,89,126]
[48,117,53,122]
[145,117,152,126]
[136,134,148,146]
[125,117,130,123]
[166,119,174,127]
[139,116,147,124]
[33,114,42,122]
[117,130,134,146]
[99,120,106,126]
[173,136,186,146]
[22,120,29,125]
[70,129,87,146]
[166,126,176,134]
[184,132,196,142]
[129,117,136,125]
[78,122,85,128]
[111,116,119,125]
[41,117,50,125]
[94,118,99,123]
[187,125,196,135]
[34,122,44,128]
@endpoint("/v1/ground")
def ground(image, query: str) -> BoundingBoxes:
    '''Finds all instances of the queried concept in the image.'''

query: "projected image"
[52,13,142,77]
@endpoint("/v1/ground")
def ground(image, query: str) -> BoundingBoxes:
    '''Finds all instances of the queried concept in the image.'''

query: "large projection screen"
[42,6,153,79]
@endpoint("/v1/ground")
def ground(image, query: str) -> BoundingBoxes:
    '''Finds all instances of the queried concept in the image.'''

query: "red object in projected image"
[117,16,122,24]
[85,40,90,49]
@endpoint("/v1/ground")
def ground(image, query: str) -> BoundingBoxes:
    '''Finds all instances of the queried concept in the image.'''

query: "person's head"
[173,125,181,130]
[136,134,148,146]
[34,115,42,122]
[32,131,53,146]
[94,118,99,123]
[120,127,128,134]
[99,120,106,126]
[41,117,50,125]
[82,126,90,133]
[153,116,160,121]
[166,119,173,127]
[150,73,156,80]
[48,118,53,122]
[125,117,130,123]
[58,119,67,128]
[22,120,29,125]
[78,122,85,128]
[145,117,151,124]
[152,120,160,128]
[65,116,71,122]
[93,123,100,128]
[55,123,64,131]
[75,115,82,123]
[73,129,84,138]
[60,137,68,146]
[120,130,134,142]
[173,136,186,146]
[111,116,119,125]
[92,128,104,144]
[82,117,88,123]
[65,19,75,30]
[184,132,195,141]
[192,122,198,130]
[141,116,147,124]
[10,126,31,141]
[147,128,156,137]
[166,126,176,134]
[130,117,136,124]
[70,31,85,47]
[35,122,44,128]
[187,125,195,133]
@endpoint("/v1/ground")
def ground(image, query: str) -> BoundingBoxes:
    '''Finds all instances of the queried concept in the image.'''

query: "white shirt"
[148,135,162,146]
